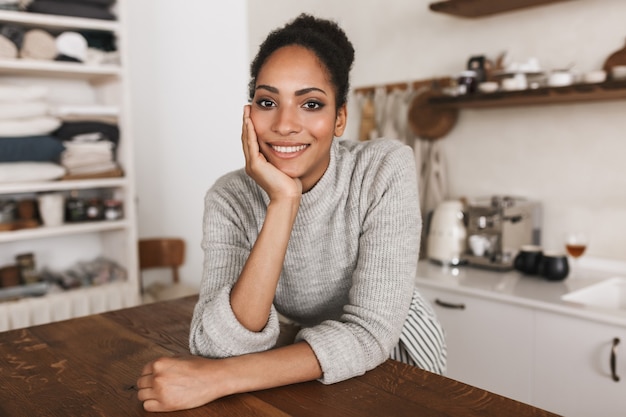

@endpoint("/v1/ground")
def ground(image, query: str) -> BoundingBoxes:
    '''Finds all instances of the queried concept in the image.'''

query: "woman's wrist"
[267,194,301,221]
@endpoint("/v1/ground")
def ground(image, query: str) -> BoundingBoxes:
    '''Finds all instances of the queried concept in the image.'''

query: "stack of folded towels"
[0,84,66,183]
[51,106,121,179]
[0,84,123,183]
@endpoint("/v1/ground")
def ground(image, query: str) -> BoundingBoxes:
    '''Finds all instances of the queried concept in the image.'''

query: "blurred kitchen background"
[126,0,626,289]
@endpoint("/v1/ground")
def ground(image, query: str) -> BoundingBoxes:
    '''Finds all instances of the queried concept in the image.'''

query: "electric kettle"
[427,200,467,265]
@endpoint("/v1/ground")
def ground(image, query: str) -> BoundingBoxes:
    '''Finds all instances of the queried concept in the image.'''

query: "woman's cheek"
[249,111,268,137]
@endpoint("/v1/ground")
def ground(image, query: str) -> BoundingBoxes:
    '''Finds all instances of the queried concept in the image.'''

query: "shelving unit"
[0,1,140,331]
[428,0,573,18]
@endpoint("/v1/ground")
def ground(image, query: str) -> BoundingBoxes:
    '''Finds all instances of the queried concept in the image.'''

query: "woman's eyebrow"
[255,85,327,96]
[295,87,326,96]
[256,84,278,93]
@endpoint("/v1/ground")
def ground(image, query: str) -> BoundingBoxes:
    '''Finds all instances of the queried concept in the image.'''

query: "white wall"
[248,0,626,263]
[127,1,248,287]
[127,1,626,289]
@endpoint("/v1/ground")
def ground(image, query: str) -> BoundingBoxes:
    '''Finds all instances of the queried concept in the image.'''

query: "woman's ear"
[334,104,347,137]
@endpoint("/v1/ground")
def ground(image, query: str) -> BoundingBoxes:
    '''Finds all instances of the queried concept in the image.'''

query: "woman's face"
[250,45,347,193]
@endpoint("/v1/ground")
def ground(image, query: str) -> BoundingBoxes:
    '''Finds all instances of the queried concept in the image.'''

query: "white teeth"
[271,144,307,153]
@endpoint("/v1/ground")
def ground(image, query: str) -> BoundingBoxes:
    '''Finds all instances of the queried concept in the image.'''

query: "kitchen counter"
[415,259,626,327]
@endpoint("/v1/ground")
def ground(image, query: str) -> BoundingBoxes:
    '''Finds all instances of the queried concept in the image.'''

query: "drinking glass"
[564,232,588,277]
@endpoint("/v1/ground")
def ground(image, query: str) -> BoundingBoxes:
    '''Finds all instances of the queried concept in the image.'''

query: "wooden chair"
[138,238,185,283]
[138,238,197,302]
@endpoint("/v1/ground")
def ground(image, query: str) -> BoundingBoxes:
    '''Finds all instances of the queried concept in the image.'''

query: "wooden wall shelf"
[428,80,626,109]
[429,0,572,18]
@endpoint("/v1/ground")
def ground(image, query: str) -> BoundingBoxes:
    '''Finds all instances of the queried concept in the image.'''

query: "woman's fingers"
[242,104,266,174]
[241,104,251,162]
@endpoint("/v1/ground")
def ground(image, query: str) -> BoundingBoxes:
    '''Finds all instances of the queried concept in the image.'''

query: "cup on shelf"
[37,192,64,227]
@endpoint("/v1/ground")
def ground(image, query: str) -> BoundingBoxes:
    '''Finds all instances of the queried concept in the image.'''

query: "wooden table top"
[0,295,560,416]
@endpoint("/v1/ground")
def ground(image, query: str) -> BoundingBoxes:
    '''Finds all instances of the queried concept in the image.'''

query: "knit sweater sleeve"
[188,173,280,358]
[296,142,421,384]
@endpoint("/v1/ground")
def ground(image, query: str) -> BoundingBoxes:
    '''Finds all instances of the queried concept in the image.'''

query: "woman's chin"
[268,160,301,179]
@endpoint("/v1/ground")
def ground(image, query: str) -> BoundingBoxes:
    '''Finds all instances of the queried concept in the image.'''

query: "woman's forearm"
[230,197,300,331]
[223,341,322,396]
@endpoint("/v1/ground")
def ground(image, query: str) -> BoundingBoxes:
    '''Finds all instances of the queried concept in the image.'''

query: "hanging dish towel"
[420,139,448,215]
[369,86,387,141]
[381,88,404,142]
[358,94,376,141]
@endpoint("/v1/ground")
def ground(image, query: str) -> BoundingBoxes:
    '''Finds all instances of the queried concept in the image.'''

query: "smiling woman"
[136,13,446,412]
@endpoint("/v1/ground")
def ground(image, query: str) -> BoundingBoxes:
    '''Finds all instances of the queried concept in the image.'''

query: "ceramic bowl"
[547,71,574,87]
[478,81,499,93]
[611,65,626,81]
[582,70,606,84]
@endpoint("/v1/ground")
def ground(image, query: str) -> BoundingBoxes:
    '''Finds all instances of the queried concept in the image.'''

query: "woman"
[137,13,445,412]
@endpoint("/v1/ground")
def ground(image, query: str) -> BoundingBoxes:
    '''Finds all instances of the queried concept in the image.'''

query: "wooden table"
[0,295,560,416]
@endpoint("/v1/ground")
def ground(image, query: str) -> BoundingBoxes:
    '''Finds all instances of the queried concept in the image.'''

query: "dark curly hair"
[248,13,355,111]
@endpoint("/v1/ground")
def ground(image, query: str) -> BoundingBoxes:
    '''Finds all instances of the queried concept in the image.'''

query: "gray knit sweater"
[189,137,421,384]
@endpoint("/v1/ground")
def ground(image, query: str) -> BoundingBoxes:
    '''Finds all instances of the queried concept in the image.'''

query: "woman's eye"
[303,101,323,110]
[256,99,275,108]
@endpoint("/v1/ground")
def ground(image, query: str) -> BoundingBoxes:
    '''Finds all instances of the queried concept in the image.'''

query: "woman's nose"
[272,106,301,135]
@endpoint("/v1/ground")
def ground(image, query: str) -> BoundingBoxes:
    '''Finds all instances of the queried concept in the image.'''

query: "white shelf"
[0,2,140,326]
[0,220,129,243]
[0,58,121,80]
[0,178,128,194]
[0,9,120,32]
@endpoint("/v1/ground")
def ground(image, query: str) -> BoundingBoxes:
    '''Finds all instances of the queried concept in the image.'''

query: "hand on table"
[137,355,227,412]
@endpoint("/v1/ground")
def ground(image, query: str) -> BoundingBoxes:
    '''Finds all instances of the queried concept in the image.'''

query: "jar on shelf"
[457,70,478,94]
[103,199,123,221]
[65,190,86,222]
[85,198,103,221]
[15,253,39,285]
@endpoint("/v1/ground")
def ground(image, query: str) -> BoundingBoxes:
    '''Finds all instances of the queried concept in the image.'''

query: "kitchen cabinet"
[419,286,534,404]
[533,310,626,417]
[0,2,139,330]
[417,271,626,417]
[429,0,571,18]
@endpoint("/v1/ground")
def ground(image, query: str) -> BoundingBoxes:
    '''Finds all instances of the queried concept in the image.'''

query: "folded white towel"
[62,154,113,169]
[0,85,48,102]
[49,105,120,118]
[0,116,61,137]
[65,161,117,175]
[0,162,66,183]
[0,101,48,120]
[63,141,114,152]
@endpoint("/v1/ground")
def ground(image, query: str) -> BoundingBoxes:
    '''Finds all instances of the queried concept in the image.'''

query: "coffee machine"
[461,195,541,271]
